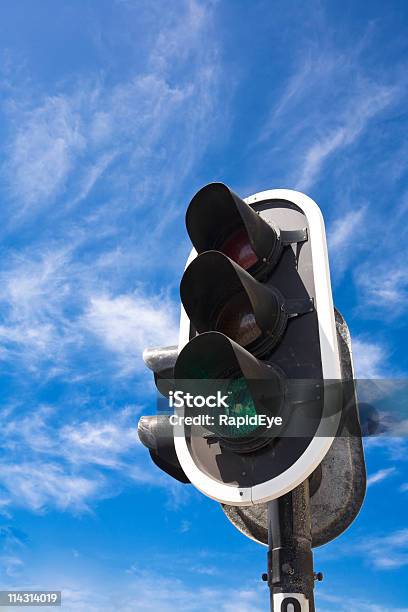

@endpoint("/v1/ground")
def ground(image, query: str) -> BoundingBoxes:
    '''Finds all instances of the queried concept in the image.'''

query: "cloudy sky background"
[0,0,408,610]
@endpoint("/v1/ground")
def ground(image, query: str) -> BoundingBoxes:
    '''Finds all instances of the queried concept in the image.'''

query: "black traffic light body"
[173,184,343,505]
[138,181,365,520]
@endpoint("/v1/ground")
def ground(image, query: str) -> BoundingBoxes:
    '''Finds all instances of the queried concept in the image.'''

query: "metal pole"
[265,480,316,611]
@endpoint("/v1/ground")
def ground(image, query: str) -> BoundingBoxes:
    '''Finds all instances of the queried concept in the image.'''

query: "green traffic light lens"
[212,377,258,439]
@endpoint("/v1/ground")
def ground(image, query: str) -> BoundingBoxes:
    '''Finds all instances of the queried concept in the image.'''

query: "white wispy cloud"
[355,260,408,318]
[364,437,408,462]
[0,240,180,378]
[2,71,206,223]
[320,527,408,573]
[1,569,265,612]
[0,400,175,513]
[367,467,396,487]
[360,529,408,570]
[4,95,85,214]
[1,403,140,466]
[328,207,366,252]
[327,206,366,277]
[179,520,191,534]
[0,555,24,578]
[0,247,80,373]
[60,419,137,469]
[83,291,178,374]
[294,83,398,191]
[350,337,387,378]
[253,12,403,201]
[258,51,341,143]
[102,573,264,612]
[1,0,222,229]
[0,462,102,513]
[318,526,408,579]
[149,0,210,73]
[350,180,408,321]
[70,151,119,207]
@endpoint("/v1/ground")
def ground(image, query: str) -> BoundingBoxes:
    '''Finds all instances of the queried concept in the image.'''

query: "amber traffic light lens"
[220,228,258,270]
[214,292,262,347]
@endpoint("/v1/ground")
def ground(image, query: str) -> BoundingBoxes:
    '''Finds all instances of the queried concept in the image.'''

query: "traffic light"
[172,183,343,505]
[139,183,350,505]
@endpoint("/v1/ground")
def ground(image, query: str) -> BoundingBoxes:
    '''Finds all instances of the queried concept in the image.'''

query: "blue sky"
[0,0,407,610]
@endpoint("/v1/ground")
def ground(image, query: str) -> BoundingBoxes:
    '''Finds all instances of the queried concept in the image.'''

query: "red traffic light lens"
[214,292,261,347]
[220,228,258,270]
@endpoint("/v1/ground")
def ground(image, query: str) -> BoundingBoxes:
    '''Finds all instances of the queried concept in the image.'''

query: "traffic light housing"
[174,184,343,505]
[138,182,366,546]
[140,183,350,506]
